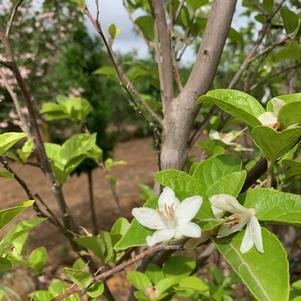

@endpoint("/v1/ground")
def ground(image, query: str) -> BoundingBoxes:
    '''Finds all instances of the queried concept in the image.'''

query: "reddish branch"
[51,244,182,301]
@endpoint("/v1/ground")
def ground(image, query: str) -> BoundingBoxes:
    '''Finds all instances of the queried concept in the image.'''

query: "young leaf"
[280,8,299,34]
[163,256,196,277]
[0,132,27,156]
[17,138,34,163]
[177,276,209,294]
[64,267,93,289]
[215,228,289,301]
[0,200,34,230]
[127,271,152,290]
[251,126,301,162]
[87,282,104,298]
[134,15,154,41]
[145,264,164,285]
[240,188,301,226]
[199,89,265,127]
[29,247,48,274]
[108,23,120,41]
[0,258,12,272]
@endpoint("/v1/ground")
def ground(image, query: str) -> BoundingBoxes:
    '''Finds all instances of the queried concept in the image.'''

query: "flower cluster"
[132,187,263,254]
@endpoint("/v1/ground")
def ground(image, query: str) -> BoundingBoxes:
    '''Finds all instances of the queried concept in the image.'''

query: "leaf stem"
[267,160,274,188]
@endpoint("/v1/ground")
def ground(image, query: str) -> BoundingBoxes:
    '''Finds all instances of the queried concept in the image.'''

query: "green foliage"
[44,133,102,184]
[0,132,27,156]
[41,96,93,122]
[215,228,289,301]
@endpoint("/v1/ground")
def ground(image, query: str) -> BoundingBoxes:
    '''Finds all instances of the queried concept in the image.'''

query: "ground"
[0,137,158,300]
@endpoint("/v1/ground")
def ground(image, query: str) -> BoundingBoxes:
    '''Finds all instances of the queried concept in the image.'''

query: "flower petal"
[146,229,175,246]
[175,196,202,224]
[240,222,254,253]
[211,206,225,219]
[217,217,248,238]
[271,98,285,116]
[249,216,264,253]
[158,187,180,210]
[132,208,165,230]
[175,222,201,239]
[210,194,248,214]
[257,112,277,127]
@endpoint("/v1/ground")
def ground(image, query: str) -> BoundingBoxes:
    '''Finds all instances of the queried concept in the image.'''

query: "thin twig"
[6,0,25,37]
[0,28,77,234]
[174,0,185,23]
[85,6,162,125]
[0,68,29,133]
[250,63,301,91]
[228,0,286,89]
[0,156,63,230]
[51,244,182,301]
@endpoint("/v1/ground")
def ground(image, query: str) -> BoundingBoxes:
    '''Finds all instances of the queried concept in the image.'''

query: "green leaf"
[199,89,265,127]
[0,132,27,156]
[251,126,301,162]
[154,169,205,200]
[29,247,48,273]
[186,0,209,10]
[192,154,242,190]
[87,282,104,298]
[215,228,289,301]
[240,188,301,226]
[28,291,53,301]
[263,0,273,12]
[155,277,178,294]
[145,264,164,285]
[135,15,154,41]
[75,232,114,264]
[93,66,118,79]
[127,271,152,290]
[64,267,93,289]
[0,200,34,230]
[278,102,301,129]
[0,170,14,179]
[177,276,209,294]
[0,218,45,256]
[163,256,196,277]
[0,258,12,272]
[111,217,130,236]
[206,171,247,198]
[280,159,301,179]
[280,8,299,34]
[17,138,34,163]
[114,198,156,251]
[108,23,120,41]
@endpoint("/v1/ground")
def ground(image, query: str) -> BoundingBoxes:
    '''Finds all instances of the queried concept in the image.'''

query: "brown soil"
[0,137,158,300]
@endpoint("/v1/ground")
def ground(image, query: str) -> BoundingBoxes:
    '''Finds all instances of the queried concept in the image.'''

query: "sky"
[85,0,247,64]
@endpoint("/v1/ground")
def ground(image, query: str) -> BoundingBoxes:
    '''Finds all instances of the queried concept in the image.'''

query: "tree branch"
[228,0,286,89]
[51,244,182,301]
[0,28,76,234]
[149,0,174,111]
[181,0,237,100]
[84,5,162,126]
[0,68,29,134]
[6,0,25,37]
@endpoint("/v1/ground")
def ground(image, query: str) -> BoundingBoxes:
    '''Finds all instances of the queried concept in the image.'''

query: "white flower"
[257,98,285,129]
[209,129,252,152]
[132,187,202,246]
[210,194,263,254]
